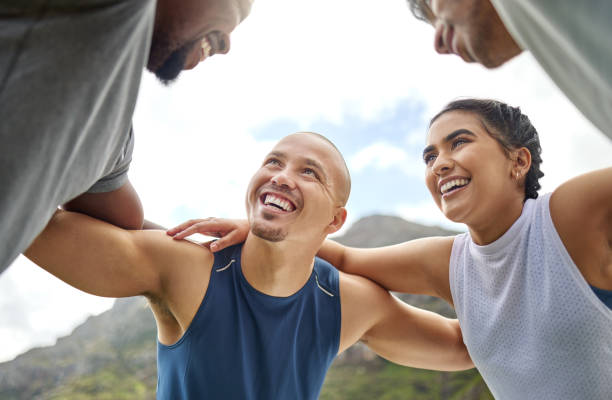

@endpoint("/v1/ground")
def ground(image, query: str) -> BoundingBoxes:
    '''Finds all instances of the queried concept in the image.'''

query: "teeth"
[200,38,212,61]
[441,178,469,194]
[264,194,295,212]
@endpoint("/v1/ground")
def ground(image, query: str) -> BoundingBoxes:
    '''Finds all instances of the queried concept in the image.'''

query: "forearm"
[318,240,347,271]
[363,298,472,371]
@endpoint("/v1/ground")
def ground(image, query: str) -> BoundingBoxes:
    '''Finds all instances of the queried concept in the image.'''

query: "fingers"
[170,224,206,240]
[167,217,237,240]
[166,219,205,236]
[209,229,243,253]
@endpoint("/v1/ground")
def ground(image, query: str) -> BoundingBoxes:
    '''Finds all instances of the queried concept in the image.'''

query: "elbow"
[450,320,474,370]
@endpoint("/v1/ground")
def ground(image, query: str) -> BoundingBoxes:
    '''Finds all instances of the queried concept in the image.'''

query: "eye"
[265,158,281,167]
[423,153,437,166]
[303,168,320,180]
[451,137,470,149]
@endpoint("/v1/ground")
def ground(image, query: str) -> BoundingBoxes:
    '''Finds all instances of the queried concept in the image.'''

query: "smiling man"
[25,132,472,399]
[406,0,612,141]
[0,0,252,274]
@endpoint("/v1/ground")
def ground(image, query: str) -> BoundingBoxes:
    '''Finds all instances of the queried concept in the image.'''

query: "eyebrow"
[422,129,476,157]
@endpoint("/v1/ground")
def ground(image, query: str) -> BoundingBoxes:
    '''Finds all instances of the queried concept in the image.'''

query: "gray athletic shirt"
[0,0,154,271]
[450,194,612,399]
[491,0,612,140]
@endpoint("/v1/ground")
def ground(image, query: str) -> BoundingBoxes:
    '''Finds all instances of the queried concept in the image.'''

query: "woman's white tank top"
[450,193,612,399]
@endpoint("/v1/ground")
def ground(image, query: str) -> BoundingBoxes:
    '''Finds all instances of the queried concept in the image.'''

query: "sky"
[1,0,611,363]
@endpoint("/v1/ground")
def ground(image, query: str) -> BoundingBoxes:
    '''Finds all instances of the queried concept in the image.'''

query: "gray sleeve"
[87,127,135,193]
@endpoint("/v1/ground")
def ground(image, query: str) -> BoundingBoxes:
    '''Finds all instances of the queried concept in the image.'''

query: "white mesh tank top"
[450,193,612,399]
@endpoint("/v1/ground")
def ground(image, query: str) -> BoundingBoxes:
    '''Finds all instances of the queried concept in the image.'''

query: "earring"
[515,171,520,181]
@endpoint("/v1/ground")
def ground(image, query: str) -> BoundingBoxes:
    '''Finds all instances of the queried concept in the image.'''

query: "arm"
[25,209,207,299]
[339,272,472,371]
[550,167,612,289]
[319,237,454,302]
[63,180,144,230]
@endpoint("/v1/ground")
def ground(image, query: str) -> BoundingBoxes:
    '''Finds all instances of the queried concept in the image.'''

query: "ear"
[326,207,347,235]
[512,147,531,178]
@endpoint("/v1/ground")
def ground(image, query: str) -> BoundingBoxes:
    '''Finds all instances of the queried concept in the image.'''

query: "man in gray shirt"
[0,0,252,272]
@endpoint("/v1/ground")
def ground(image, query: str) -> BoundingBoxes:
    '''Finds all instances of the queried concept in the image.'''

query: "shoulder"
[549,167,612,286]
[339,271,390,318]
[133,230,215,267]
[550,168,612,237]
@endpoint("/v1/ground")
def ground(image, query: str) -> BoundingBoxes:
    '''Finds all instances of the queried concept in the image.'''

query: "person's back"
[157,243,340,399]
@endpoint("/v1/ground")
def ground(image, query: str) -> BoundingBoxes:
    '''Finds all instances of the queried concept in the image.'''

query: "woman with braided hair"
[316,98,612,399]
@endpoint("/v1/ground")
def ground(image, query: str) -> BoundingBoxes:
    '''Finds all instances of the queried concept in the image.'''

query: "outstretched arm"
[168,218,457,301]
[25,210,205,299]
[320,237,454,302]
[339,272,472,371]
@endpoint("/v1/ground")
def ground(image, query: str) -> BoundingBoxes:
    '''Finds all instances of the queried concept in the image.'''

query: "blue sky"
[250,97,431,223]
[1,0,610,362]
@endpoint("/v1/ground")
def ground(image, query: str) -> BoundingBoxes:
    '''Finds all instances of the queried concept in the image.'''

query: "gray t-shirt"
[0,0,155,271]
[491,0,612,140]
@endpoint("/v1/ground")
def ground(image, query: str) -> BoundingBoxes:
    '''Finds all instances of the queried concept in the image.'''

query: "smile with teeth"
[200,37,212,62]
[262,193,296,212]
[440,178,470,195]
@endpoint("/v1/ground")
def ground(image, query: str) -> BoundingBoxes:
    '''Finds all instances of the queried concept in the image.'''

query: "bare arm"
[339,272,472,371]
[550,167,612,289]
[25,210,205,299]
[63,180,144,230]
[319,237,454,302]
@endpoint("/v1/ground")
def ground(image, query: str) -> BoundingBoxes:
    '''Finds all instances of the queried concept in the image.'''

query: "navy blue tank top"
[156,243,341,400]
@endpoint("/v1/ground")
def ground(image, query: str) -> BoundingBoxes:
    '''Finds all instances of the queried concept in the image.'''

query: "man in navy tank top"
[26,132,472,399]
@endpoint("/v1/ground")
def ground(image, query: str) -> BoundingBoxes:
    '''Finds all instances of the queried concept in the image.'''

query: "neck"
[241,233,321,297]
[468,197,525,245]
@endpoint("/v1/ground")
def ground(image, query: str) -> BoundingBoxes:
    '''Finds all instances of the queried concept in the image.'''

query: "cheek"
[424,170,438,197]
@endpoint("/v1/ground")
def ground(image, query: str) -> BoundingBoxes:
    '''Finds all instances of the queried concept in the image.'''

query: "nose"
[432,151,454,176]
[271,170,296,190]
[214,32,231,55]
[433,21,451,54]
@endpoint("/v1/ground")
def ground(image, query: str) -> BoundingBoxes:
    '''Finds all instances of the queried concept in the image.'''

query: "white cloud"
[396,201,467,232]
[350,142,408,173]
[0,258,113,361]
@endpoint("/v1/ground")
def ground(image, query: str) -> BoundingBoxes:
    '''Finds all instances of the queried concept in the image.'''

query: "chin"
[251,222,286,242]
[148,39,195,85]
[440,205,466,224]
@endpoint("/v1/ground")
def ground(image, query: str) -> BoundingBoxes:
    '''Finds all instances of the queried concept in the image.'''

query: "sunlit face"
[415,0,521,68]
[423,111,520,225]
[148,0,253,84]
[245,133,348,244]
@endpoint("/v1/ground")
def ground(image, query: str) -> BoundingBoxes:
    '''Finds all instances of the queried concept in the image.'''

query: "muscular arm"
[25,210,207,299]
[550,167,612,289]
[339,272,472,371]
[319,237,454,303]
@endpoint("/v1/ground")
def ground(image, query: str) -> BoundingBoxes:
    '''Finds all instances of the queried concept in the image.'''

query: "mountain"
[0,215,490,400]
